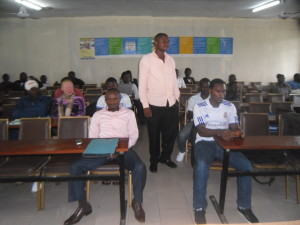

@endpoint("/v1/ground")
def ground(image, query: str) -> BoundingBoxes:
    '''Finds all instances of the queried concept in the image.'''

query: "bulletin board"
[80,36,233,59]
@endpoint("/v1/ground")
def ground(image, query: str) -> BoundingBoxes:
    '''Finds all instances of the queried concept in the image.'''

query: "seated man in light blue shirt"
[96,77,132,110]
[287,73,300,90]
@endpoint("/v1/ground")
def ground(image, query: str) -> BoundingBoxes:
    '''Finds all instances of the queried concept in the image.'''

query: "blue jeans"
[68,148,147,203]
[193,141,252,210]
[177,121,193,153]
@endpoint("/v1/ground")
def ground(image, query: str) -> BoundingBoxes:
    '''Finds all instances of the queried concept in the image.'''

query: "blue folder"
[83,138,119,158]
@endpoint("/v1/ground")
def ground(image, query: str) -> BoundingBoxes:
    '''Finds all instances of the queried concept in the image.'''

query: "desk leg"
[219,148,230,213]
[210,148,230,224]
[119,153,127,225]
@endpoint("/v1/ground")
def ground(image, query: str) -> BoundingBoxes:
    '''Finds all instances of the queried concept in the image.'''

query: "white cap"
[24,80,39,91]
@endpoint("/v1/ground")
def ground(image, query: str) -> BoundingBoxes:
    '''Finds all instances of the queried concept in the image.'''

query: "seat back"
[2,104,16,120]
[85,88,103,94]
[179,87,192,93]
[84,94,102,105]
[8,91,24,97]
[249,103,271,113]
[271,102,293,115]
[19,118,51,140]
[58,116,89,139]
[240,113,269,136]
[83,84,97,92]
[267,94,285,102]
[245,93,263,103]
[278,112,300,136]
[0,119,9,141]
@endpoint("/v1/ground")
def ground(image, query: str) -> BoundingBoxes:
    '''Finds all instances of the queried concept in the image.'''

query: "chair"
[1,97,20,105]
[0,119,9,166]
[278,113,300,203]
[245,93,263,103]
[84,94,102,105]
[39,116,90,210]
[186,84,198,92]
[179,87,192,93]
[0,118,51,210]
[240,113,289,196]
[271,102,293,116]
[85,88,103,94]
[7,91,24,97]
[178,93,194,130]
[2,104,16,120]
[267,93,285,102]
[83,84,97,92]
[249,102,271,113]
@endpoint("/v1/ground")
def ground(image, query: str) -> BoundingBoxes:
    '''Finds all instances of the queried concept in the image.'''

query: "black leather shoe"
[159,159,177,168]
[149,163,157,173]
[132,199,145,223]
[64,203,92,225]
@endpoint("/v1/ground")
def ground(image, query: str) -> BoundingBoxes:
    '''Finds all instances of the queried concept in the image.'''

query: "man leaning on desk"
[64,88,147,225]
[193,78,259,224]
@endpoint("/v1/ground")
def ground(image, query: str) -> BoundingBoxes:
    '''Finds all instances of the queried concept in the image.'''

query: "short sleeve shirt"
[193,98,238,142]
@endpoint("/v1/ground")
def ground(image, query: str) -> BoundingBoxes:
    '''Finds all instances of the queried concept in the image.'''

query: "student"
[118,70,145,125]
[64,88,147,225]
[51,79,85,118]
[176,69,186,88]
[96,77,132,110]
[225,74,242,101]
[139,33,179,173]
[183,67,196,84]
[176,78,210,162]
[287,73,300,90]
[193,78,258,224]
[13,79,52,119]
[68,71,85,89]
[270,74,291,101]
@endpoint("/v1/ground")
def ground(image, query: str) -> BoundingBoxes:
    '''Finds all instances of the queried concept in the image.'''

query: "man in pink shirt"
[64,88,147,225]
[139,33,180,173]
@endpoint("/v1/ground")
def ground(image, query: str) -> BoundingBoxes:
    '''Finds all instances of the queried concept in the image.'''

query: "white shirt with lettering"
[193,98,238,142]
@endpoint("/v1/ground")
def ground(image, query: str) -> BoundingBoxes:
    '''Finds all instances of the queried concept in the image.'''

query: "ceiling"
[0,0,300,20]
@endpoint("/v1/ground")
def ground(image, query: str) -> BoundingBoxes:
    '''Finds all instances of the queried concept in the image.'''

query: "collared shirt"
[177,77,186,88]
[96,93,132,109]
[118,83,139,100]
[270,83,291,99]
[287,81,300,90]
[138,51,180,108]
[193,98,238,142]
[89,107,138,148]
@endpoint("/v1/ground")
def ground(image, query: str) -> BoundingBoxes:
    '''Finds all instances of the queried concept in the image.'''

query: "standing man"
[193,79,258,224]
[139,33,180,173]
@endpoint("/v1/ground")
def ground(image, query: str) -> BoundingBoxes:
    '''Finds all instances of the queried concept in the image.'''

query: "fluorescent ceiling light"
[15,0,46,10]
[252,0,280,13]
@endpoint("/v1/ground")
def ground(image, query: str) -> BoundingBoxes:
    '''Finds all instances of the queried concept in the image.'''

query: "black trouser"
[147,103,179,164]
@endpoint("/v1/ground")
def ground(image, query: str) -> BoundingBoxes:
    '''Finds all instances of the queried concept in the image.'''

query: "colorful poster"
[193,37,207,54]
[137,37,152,54]
[206,37,221,54]
[123,37,137,55]
[109,38,123,55]
[180,37,193,54]
[80,38,95,59]
[95,38,109,56]
[167,37,179,54]
[220,37,233,54]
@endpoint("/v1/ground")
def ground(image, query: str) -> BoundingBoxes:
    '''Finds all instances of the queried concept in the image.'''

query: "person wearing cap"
[12,79,53,119]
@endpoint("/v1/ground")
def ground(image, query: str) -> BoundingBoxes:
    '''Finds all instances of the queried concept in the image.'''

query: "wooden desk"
[0,138,128,225]
[211,136,300,224]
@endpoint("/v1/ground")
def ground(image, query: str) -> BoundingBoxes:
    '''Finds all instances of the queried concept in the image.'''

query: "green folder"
[83,138,119,158]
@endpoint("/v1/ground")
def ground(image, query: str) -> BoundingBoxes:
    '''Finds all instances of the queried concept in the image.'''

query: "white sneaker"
[176,152,185,162]
[31,182,40,192]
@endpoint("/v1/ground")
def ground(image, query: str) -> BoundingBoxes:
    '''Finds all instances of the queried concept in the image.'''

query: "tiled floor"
[0,124,300,225]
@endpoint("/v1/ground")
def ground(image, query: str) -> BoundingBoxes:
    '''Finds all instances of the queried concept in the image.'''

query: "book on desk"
[82,138,119,158]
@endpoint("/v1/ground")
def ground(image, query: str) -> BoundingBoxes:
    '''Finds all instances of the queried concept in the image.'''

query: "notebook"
[83,138,119,158]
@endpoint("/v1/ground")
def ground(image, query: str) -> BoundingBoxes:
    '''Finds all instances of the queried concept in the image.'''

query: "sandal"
[102,180,111,185]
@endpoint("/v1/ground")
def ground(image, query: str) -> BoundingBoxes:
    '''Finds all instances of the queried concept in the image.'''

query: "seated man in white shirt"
[176,69,186,88]
[64,88,146,225]
[96,77,132,110]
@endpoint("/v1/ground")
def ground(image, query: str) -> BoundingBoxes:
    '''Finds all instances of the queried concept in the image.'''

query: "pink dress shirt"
[138,51,180,108]
[89,107,138,148]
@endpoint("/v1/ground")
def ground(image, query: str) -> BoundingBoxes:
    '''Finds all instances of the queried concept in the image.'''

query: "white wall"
[0,16,299,85]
